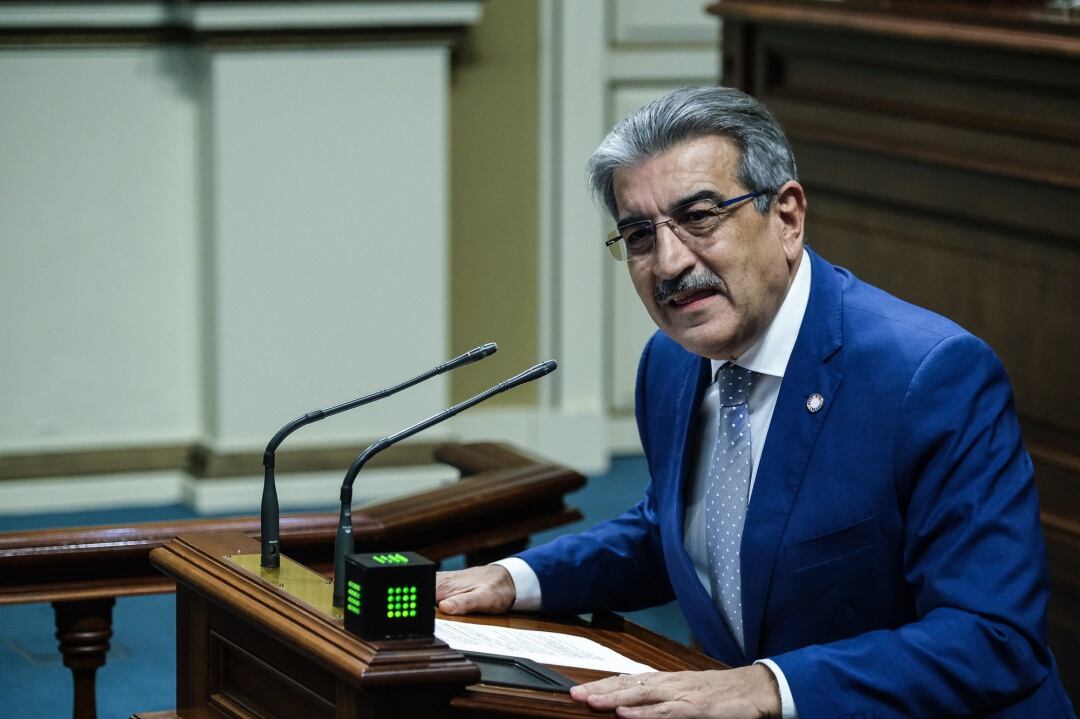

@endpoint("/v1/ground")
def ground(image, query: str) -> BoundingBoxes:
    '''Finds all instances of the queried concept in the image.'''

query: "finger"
[571,672,644,699]
[435,567,515,614]
[438,587,483,614]
[434,568,496,602]
[438,588,507,614]
[572,674,659,710]
[615,702,688,719]
[434,571,467,601]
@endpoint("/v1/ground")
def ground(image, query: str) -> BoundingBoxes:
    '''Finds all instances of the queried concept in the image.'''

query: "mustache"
[655,271,725,304]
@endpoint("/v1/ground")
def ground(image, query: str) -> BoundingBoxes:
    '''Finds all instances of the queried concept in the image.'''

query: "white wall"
[205,46,450,451]
[0,47,201,452]
[0,2,476,513]
[533,0,721,457]
[0,0,723,512]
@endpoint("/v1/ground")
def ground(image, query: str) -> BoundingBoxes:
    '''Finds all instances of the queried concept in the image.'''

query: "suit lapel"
[740,250,845,660]
[664,352,749,663]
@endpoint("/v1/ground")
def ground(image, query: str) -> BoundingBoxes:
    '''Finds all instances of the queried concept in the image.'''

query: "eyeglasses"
[604,191,766,261]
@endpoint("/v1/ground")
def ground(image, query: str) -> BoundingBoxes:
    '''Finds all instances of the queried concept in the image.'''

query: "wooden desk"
[146,532,721,718]
[0,442,585,719]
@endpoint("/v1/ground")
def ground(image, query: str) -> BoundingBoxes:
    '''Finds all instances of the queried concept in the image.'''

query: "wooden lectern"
[146,532,723,718]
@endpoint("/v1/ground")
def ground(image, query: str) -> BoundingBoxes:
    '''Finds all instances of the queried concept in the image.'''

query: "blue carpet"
[0,455,690,718]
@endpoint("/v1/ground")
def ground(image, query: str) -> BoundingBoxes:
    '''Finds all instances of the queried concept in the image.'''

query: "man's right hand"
[435,565,517,615]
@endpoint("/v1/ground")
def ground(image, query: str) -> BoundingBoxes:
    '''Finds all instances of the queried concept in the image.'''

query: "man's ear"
[773,180,807,264]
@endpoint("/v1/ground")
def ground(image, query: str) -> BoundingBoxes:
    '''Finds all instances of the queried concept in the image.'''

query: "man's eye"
[677,206,718,232]
[623,227,654,250]
[682,210,713,223]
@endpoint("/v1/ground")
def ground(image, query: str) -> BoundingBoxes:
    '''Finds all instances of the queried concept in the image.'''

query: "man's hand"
[435,565,516,615]
[569,665,781,719]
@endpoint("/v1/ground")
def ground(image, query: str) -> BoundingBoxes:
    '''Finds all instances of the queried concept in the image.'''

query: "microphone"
[331,359,558,606]
[259,342,498,568]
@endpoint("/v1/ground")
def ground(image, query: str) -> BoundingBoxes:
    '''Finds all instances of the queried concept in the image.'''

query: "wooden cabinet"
[710,0,1080,699]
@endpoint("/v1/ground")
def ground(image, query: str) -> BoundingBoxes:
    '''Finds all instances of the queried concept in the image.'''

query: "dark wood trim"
[0,442,586,719]
[717,2,1080,701]
[0,444,193,481]
[0,24,470,49]
[1026,420,1080,477]
[190,440,443,478]
[0,442,585,605]
[0,26,190,46]
[198,26,469,50]
[708,0,1080,58]
[0,440,443,481]
[152,532,723,718]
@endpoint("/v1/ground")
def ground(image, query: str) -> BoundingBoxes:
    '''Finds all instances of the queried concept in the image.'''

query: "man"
[435,87,1075,718]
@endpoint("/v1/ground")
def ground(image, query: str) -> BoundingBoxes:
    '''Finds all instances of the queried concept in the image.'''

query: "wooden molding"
[0,24,470,48]
[0,0,483,48]
[190,441,443,479]
[708,0,1080,58]
[0,444,193,481]
[0,442,587,605]
[0,440,444,481]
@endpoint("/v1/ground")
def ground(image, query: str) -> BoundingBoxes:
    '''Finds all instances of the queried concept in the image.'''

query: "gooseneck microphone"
[331,359,558,606]
[259,342,498,568]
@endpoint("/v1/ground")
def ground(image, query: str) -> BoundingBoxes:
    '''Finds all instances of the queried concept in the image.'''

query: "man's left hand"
[569,665,781,718]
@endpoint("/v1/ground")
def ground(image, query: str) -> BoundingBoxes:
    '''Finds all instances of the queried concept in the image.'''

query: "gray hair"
[586,86,797,219]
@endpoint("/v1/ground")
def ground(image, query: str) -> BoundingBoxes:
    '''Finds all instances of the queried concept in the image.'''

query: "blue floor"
[0,455,690,719]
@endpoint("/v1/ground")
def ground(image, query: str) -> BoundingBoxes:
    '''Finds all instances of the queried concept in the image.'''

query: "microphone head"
[536,359,558,376]
[471,342,499,360]
[443,342,499,372]
[509,359,558,385]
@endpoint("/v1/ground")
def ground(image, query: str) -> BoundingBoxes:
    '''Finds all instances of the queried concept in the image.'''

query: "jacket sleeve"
[515,332,676,614]
[515,492,675,614]
[772,333,1053,718]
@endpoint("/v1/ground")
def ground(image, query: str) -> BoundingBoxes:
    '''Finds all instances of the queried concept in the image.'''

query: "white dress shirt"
[498,250,812,719]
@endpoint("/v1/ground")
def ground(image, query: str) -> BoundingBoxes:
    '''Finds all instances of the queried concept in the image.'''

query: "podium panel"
[150,533,723,718]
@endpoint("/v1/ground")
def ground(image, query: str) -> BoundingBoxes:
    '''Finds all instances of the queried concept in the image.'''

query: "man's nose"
[652,223,694,279]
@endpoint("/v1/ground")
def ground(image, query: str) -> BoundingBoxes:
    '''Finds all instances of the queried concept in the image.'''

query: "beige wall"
[450,1,540,405]
[0,0,723,513]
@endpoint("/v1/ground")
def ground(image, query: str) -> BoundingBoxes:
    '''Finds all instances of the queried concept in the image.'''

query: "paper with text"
[434,619,655,675]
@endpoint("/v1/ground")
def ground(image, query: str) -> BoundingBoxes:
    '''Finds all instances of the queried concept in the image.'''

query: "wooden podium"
[147,532,723,718]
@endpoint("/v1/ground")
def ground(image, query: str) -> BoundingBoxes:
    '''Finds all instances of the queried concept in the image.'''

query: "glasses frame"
[604,190,766,262]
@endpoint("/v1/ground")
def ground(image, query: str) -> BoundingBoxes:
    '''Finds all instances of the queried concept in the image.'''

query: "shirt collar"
[710,248,812,380]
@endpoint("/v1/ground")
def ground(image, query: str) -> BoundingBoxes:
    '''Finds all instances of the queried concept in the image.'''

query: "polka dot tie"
[705,363,756,652]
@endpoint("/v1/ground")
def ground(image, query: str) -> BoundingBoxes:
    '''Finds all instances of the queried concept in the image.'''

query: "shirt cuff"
[755,658,798,719]
[490,557,541,611]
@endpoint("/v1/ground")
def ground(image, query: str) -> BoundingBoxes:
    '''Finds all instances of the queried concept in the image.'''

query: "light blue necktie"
[706,363,756,651]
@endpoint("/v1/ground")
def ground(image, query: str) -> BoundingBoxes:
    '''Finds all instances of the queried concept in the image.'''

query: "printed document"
[435,619,655,675]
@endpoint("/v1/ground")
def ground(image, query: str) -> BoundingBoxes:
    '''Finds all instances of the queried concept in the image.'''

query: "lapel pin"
[806,393,825,413]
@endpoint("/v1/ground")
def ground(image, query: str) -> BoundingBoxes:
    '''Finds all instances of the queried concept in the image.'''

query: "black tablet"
[463,651,577,693]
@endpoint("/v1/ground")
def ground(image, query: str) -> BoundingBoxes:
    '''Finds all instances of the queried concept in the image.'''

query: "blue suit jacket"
[518,250,1074,718]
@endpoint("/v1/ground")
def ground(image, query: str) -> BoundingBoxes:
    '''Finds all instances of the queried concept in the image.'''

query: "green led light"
[347,605,360,615]
[386,611,393,618]
[372,553,410,565]
[347,580,360,590]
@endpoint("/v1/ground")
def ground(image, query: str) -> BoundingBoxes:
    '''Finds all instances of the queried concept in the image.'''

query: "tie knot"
[717,364,755,406]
